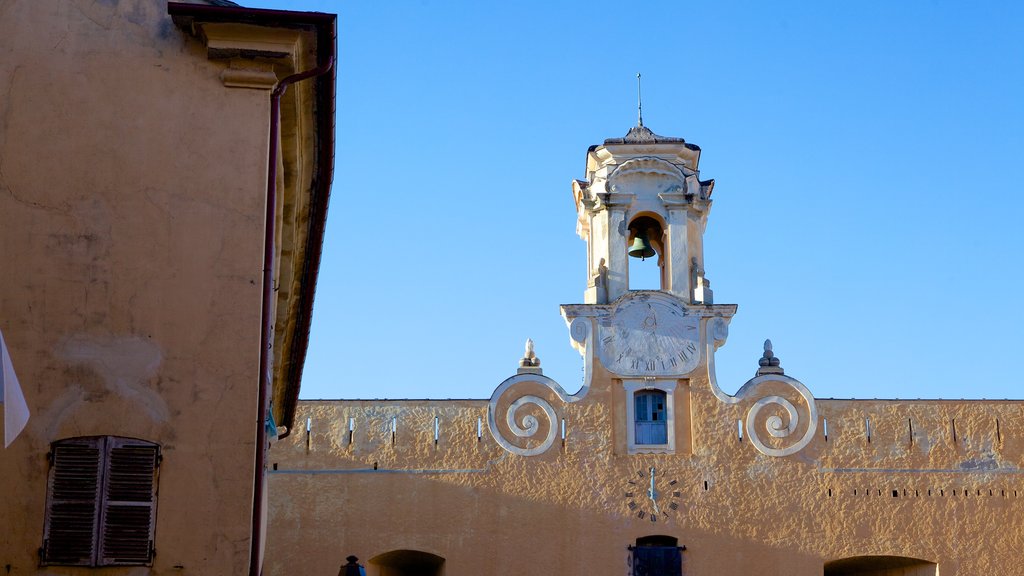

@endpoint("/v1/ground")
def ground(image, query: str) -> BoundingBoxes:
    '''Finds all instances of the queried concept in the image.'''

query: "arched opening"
[369,549,445,576]
[636,535,678,547]
[627,215,665,290]
[630,535,682,576]
[634,389,668,445]
[824,555,936,576]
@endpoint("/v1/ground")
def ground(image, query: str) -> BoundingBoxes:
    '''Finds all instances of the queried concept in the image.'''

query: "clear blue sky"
[251,1,1024,401]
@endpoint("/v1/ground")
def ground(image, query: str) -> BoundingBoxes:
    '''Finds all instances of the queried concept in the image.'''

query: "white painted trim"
[703,317,818,457]
[623,379,676,454]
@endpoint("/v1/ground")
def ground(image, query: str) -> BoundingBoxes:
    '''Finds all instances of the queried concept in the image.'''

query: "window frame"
[623,379,676,454]
[41,436,160,567]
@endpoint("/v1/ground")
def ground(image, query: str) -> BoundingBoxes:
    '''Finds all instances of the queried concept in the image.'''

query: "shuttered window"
[635,390,668,445]
[631,536,683,576]
[42,436,160,566]
[632,545,682,576]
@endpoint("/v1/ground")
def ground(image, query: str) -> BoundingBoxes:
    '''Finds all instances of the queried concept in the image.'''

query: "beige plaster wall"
[266,361,1024,575]
[0,0,274,572]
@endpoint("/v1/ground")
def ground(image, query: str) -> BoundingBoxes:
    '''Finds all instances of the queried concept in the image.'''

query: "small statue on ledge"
[593,258,609,304]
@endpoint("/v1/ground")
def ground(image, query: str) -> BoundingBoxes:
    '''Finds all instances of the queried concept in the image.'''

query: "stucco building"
[266,125,1023,576]
[0,1,335,574]
[3,2,1022,575]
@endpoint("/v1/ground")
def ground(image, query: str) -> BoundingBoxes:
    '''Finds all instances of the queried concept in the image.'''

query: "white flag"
[0,327,30,448]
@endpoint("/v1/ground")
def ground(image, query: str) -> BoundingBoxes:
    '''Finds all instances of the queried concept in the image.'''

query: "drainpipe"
[251,55,334,576]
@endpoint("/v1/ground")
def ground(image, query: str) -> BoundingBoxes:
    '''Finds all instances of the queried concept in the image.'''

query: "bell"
[628,231,656,260]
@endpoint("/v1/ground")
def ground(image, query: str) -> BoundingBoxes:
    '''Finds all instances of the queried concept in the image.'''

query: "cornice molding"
[180,21,307,89]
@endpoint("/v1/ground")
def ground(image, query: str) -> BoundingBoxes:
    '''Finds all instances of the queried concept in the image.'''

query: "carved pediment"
[607,157,687,196]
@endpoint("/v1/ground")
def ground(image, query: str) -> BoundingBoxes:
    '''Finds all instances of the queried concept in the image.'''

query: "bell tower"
[572,125,715,304]
[498,123,736,458]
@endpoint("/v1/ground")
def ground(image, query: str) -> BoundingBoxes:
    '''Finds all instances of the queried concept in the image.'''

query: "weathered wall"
[0,0,271,572]
[266,357,1024,575]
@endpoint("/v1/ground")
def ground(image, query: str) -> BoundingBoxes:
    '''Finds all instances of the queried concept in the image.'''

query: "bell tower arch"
[572,125,715,304]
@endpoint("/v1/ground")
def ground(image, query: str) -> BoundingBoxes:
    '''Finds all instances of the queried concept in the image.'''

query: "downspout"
[251,55,334,576]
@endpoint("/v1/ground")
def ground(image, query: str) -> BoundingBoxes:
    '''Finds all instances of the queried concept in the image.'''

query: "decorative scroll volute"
[487,378,561,457]
[488,318,592,457]
[736,375,818,457]
[705,332,818,458]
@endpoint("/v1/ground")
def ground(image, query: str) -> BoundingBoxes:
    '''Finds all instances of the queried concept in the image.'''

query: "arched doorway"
[369,549,444,576]
[824,555,936,576]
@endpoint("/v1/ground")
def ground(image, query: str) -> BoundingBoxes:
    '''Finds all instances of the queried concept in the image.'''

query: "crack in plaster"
[71,0,117,31]
[1,66,71,215]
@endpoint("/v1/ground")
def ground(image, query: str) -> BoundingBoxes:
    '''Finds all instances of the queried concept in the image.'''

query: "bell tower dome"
[573,125,715,304]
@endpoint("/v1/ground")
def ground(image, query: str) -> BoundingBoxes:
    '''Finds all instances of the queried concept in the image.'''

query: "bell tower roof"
[585,125,705,178]
[602,125,696,147]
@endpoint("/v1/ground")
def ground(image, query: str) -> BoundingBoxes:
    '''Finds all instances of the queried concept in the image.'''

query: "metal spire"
[637,72,644,127]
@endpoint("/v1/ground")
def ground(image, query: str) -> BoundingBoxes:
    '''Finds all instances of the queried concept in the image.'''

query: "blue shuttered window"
[634,390,667,445]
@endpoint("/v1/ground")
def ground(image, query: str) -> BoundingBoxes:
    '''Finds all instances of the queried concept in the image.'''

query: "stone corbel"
[686,197,712,218]
[220,58,278,89]
[185,21,306,89]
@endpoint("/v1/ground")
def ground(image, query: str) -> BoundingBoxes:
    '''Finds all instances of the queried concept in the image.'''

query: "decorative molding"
[220,58,278,89]
[600,192,636,208]
[704,320,818,458]
[658,192,690,207]
[603,125,686,145]
[623,379,677,454]
[607,157,687,193]
[740,377,818,457]
[179,21,307,89]
[487,318,592,456]
[198,22,302,61]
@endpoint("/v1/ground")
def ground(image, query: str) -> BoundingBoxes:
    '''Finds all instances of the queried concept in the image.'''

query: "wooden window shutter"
[98,437,160,566]
[633,546,682,576]
[42,437,103,565]
[42,436,160,567]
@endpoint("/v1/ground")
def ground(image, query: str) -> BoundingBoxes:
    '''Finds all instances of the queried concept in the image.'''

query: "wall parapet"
[275,398,1024,475]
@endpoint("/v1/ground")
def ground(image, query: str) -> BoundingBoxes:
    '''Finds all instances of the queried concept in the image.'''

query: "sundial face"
[597,294,700,377]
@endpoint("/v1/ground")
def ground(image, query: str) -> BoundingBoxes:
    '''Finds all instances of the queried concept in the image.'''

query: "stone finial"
[518,339,542,374]
[756,339,784,376]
